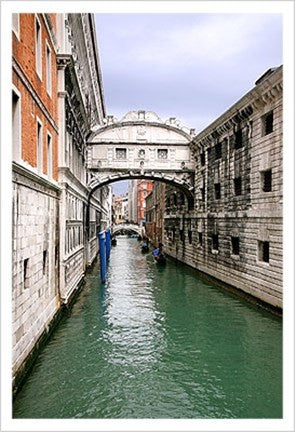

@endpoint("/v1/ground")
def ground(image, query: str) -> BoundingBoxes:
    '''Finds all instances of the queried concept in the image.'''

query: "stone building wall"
[12,13,60,383]
[164,67,283,309]
[56,13,111,304]
[12,13,112,386]
[12,166,60,379]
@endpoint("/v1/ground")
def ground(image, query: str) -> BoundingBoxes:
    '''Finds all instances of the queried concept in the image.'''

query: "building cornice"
[12,161,60,195]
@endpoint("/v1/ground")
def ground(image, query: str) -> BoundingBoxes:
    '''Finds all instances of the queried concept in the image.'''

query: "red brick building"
[137,179,153,225]
[12,14,58,177]
[12,13,60,389]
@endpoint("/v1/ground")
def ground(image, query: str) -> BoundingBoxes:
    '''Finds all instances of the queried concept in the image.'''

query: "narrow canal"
[13,237,282,419]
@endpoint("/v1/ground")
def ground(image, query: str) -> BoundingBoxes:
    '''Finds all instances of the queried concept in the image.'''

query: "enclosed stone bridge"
[112,224,143,236]
[86,111,196,207]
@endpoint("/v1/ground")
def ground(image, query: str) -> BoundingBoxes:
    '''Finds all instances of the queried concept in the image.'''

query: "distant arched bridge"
[112,224,144,237]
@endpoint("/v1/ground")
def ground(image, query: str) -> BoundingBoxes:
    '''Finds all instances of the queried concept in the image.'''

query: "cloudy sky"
[94,13,282,194]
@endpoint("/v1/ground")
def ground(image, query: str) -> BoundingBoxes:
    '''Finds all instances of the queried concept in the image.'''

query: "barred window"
[234,177,242,196]
[198,232,203,246]
[115,148,127,159]
[180,229,185,242]
[231,237,240,255]
[258,241,269,263]
[262,111,273,135]
[200,187,205,202]
[157,149,168,159]
[188,230,192,244]
[215,142,222,160]
[261,169,272,192]
[214,183,221,200]
[212,234,219,251]
[234,129,243,149]
[200,152,205,166]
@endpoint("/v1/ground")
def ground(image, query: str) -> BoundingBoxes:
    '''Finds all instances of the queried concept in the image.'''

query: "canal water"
[13,237,282,419]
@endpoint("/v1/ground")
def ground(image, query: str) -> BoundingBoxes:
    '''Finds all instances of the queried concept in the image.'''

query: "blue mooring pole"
[98,231,106,283]
[105,228,111,261]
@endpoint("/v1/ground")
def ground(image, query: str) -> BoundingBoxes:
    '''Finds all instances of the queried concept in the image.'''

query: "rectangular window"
[212,234,219,251]
[258,241,269,263]
[12,89,21,161]
[215,142,222,160]
[37,120,43,173]
[35,15,42,79]
[115,148,126,159]
[46,43,52,96]
[24,258,29,289]
[198,232,203,246]
[214,183,221,200]
[12,13,20,39]
[43,250,47,275]
[47,133,52,178]
[234,129,243,149]
[262,111,273,136]
[180,229,185,242]
[234,177,242,196]
[188,230,192,244]
[200,152,205,166]
[261,169,272,192]
[200,187,205,202]
[157,149,168,159]
[55,245,58,266]
[231,237,240,255]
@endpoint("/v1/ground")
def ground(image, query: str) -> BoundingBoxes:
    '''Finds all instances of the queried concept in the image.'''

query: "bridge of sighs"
[86,111,196,208]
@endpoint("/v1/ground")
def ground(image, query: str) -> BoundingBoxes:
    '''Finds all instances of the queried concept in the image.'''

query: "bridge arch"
[86,110,195,207]
[112,224,143,236]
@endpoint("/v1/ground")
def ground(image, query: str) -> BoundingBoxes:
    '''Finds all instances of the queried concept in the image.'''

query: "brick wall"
[13,14,58,179]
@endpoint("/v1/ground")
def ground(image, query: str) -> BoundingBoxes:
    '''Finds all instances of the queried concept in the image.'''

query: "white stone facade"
[57,14,111,304]
[12,163,60,378]
[12,13,112,386]
[164,66,283,309]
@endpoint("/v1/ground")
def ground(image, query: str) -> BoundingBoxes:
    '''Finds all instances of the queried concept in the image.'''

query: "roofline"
[192,65,283,144]
[89,14,106,120]
[88,120,192,142]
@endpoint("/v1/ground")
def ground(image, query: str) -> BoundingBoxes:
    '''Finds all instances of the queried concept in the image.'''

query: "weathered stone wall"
[12,164,60,379]
[164,67,283,309]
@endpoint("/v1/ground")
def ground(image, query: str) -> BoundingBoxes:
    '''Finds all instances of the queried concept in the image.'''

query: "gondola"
[111,238,117,246]
[154,254,166,265]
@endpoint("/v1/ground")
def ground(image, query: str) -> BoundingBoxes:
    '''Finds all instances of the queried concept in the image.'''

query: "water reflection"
[102,237,166,367]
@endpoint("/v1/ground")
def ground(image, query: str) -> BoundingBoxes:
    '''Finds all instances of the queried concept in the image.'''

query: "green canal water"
[13,237,282,419]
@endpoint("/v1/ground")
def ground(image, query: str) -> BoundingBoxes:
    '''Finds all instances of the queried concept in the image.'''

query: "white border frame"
[1,2,294,432]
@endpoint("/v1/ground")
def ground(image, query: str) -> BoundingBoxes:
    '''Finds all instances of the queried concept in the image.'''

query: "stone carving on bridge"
[138,149,145,159]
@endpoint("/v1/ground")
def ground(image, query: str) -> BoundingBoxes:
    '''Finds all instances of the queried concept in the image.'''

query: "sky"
[94,13,282,195]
